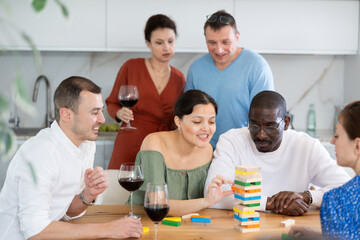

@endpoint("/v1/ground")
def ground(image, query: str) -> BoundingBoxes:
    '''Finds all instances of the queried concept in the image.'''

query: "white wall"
[0,51,346,131]
[344,9,360,104]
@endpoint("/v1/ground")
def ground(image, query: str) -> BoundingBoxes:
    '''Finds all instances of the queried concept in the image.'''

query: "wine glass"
[118,162,144,219]
[144,182,170,240]
[118,85,139,130]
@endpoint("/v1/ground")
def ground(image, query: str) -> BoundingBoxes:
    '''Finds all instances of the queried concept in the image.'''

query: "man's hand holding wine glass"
[83,167,109,202]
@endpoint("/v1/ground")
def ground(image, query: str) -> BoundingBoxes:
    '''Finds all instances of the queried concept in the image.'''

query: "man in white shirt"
[0,76,143,239]
[205,90,350,216]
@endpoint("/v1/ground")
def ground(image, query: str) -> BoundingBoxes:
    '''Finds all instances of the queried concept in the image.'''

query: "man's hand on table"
[105,217,143,239]
[266,191,310,216]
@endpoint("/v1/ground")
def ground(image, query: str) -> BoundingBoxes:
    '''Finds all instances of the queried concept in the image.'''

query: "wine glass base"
[120,126,137,130]
[125,214,141,220]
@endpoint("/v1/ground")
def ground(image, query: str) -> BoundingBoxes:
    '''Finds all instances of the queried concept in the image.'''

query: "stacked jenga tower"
[232,165,262,233]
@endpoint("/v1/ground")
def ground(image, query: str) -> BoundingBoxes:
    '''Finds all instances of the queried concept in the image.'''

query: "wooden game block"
[233,205,261,215]
[244,203,261,207]
[234,219,260,226]
[236,165,261,172]
[142,226,149,233]
[235,198,261,205]
[234,224,260,233]
[191,215,210,219]
[237,191,261,198]
[235,173,262,183]
[163,217,181,222]
[281,219,295,227]
[281,233,294,239]
[231,185,261,194]
[234,211,259,219]
[233,208,255,215]
[244,224,260,229]
[234,204,261,212]
[182,213,199,219]
[234,180,262,188]
[231,185,246,193]
[235,170,258,175]
[162,220,181,226]
[234,183,262,191]
[247,189,261,193]
[191,217,211,223]
[234,214,260,223]
[234,194,261,202]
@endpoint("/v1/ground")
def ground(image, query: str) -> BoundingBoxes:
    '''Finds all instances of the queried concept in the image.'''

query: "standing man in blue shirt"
[185,10,275,148]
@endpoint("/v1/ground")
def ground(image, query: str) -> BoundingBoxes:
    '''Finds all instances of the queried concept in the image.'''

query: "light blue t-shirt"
[185,48,274,148]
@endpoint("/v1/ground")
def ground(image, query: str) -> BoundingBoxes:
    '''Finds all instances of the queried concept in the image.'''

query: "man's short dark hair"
[54,76,101,122]
[204,10,238,35]
[250,90,287,118]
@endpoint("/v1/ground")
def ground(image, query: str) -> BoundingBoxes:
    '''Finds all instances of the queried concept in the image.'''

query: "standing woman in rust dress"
[106,14,185,169]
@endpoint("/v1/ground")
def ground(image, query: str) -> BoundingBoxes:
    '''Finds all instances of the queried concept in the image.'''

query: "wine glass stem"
[155,223,158,240]
[127,120,132,128]
[129,191,133,216]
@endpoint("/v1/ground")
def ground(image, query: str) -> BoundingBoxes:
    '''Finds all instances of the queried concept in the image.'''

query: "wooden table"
[71,205,321,239]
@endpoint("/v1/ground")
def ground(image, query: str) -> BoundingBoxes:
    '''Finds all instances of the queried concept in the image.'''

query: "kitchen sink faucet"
[32,75,54,128]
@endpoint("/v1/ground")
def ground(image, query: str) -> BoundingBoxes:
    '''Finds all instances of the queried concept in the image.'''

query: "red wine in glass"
[118,177,144,192]
[118,163,144,219]
[144,204,170,222]
[144,183,170,240]
[119,99,138,108]
[118,85,139,130]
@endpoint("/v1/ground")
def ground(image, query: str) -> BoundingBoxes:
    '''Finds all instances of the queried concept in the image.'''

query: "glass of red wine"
[144,182,170,240]
[118,162,144,219]
[118,85,139,130]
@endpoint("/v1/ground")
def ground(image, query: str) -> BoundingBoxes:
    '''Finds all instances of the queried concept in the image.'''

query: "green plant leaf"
[0,0,11,13]
[0,94,9,112]
[54,0,69,19]
[0,119,17,160]
[32,0,47,13]
[26,161,38,184]
[20,32,42,72]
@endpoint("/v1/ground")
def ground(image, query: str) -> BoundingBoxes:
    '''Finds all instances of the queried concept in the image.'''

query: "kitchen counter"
[13,128,117,141]
[13,128,117,172]
[13,128,333,142]
[297,129,334,142]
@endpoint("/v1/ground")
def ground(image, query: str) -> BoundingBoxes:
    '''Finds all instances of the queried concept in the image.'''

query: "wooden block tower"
[232,165,261,233]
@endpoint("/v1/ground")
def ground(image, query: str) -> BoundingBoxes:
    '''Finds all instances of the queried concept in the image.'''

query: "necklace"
[147,58,171,93]
[148,58,170,74]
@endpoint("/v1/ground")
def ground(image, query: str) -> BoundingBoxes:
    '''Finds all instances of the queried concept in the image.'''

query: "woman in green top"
[131,90,233,216]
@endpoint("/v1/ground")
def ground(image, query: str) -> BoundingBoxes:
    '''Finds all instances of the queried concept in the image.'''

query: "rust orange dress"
[106,58,185,169]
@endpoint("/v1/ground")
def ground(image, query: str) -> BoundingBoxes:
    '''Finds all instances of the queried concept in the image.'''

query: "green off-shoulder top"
[129,150,212,205]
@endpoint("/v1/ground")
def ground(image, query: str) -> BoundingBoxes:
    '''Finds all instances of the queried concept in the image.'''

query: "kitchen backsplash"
[0,51,350,130]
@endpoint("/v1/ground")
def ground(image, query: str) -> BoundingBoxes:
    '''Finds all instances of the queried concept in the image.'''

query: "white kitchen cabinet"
[106,0,233,52]
[108,0,358,54]
[0,0,358,54]
[0,0,106,51]
[234,0,359,54]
